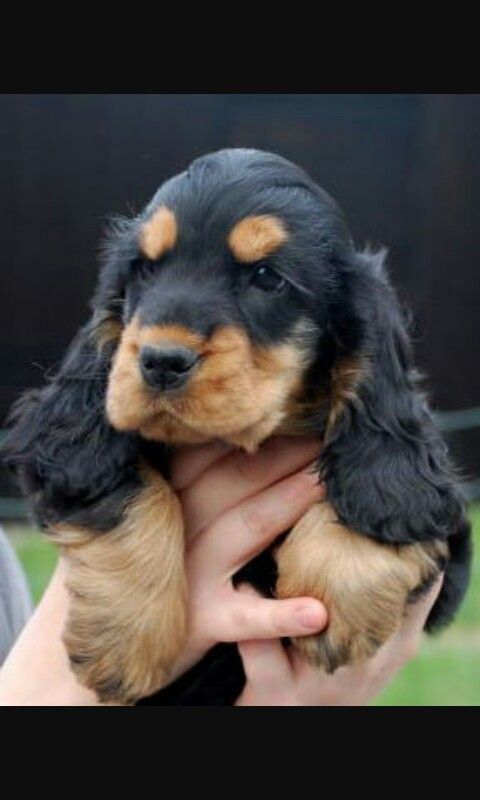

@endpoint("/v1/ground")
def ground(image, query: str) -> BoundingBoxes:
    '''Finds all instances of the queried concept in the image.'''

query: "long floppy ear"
[1,219,140,532]
[321,249,468,547]
[1,320,140,531]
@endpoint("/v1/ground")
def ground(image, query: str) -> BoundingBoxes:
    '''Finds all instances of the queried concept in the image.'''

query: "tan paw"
[276,502,445,672]
[53,469,187,704]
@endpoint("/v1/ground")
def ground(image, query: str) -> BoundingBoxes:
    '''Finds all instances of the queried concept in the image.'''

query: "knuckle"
[230,604,251,634]
[240,504,271,538]
[284,474,314,506]
[270,605,289,636]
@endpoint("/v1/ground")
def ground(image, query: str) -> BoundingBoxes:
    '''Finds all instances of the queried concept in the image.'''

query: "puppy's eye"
[250,265,287,293]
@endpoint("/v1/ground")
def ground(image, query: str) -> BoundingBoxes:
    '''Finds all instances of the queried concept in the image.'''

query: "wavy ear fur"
[320,250,471,628]
[1,321,141,531]
[1,221,142,532]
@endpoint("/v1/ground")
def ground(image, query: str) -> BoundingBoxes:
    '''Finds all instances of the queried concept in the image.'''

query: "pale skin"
[0,436,442,706]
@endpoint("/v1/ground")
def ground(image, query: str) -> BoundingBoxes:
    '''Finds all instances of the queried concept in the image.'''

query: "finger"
[189,465,325,575]
[214,593,327,643]
[235,583,300,698]
[170,441,233,491]
[235,581,264,600]
[180,435,322,538]
[237,639,294,704]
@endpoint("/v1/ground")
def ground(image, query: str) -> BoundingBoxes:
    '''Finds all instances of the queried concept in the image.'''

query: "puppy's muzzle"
[140,344,199,391]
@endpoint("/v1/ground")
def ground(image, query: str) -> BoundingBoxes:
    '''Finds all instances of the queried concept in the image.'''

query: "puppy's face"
[102,150,356,450]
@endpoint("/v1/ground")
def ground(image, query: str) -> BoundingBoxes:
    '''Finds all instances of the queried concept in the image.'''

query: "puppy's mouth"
[105,316,308,450]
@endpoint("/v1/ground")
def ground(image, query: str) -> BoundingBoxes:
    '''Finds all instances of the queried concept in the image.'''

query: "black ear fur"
[1,219,143,533]
[0,218,145,530]
[320,250,471,627]
[1,320,141,531]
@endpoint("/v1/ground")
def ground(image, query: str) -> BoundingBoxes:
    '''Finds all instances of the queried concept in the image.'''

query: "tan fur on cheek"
[50,467,186,705]
[106,317,309,449]
[276,502,446,672]
[139,206,177,261]
[105,318,151,431]
[228,215,287,262]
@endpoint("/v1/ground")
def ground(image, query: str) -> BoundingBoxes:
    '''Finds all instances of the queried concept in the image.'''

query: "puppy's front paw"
[64,586,186,706]
[276,503,445,672]
[54,474,187,705]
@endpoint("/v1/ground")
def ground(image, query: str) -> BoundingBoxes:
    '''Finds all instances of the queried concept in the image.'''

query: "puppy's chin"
[141,406,289,452]
[111,397,287,453]
[139,410,217,446]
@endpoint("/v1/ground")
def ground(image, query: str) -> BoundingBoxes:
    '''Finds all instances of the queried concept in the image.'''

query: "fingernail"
[297,602,325,630]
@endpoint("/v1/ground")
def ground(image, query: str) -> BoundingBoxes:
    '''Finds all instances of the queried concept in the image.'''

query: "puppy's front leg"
[276,502,446,672]
[51,469,186,705]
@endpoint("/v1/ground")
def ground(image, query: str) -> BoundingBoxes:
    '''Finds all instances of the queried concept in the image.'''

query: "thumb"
[219,583,328,643]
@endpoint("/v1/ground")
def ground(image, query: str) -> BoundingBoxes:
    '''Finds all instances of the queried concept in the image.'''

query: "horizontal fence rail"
[434,407,480,433]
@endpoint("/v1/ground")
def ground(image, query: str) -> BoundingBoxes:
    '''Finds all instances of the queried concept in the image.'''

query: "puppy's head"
[99,149,358,450]
[96,149,468,554]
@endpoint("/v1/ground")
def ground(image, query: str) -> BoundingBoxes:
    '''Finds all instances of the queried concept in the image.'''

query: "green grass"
[4,506,480,705]
[373,642,480,705]
[374,504,480,706]
[7,524,58,604]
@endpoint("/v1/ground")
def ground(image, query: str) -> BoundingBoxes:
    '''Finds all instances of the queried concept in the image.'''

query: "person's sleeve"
[0,526,33,664]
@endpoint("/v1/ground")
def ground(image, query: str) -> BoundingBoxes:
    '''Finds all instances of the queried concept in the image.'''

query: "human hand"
[235,576,443,705]
[167,436,328,683]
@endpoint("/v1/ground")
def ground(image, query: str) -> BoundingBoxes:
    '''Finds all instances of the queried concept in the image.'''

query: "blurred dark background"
[1,93,479,515]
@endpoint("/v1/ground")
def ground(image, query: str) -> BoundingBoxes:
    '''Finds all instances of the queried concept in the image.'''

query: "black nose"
[140,345,199,391]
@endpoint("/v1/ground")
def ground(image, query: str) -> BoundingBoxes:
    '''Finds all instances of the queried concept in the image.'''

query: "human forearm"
[0,558,98,706]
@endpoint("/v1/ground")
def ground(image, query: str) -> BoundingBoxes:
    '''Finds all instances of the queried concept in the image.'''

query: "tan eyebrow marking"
[228,215,288,263]
[139,206,178,260]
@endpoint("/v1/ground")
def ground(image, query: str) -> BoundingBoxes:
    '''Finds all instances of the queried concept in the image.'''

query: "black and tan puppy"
[2,148,471,705]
